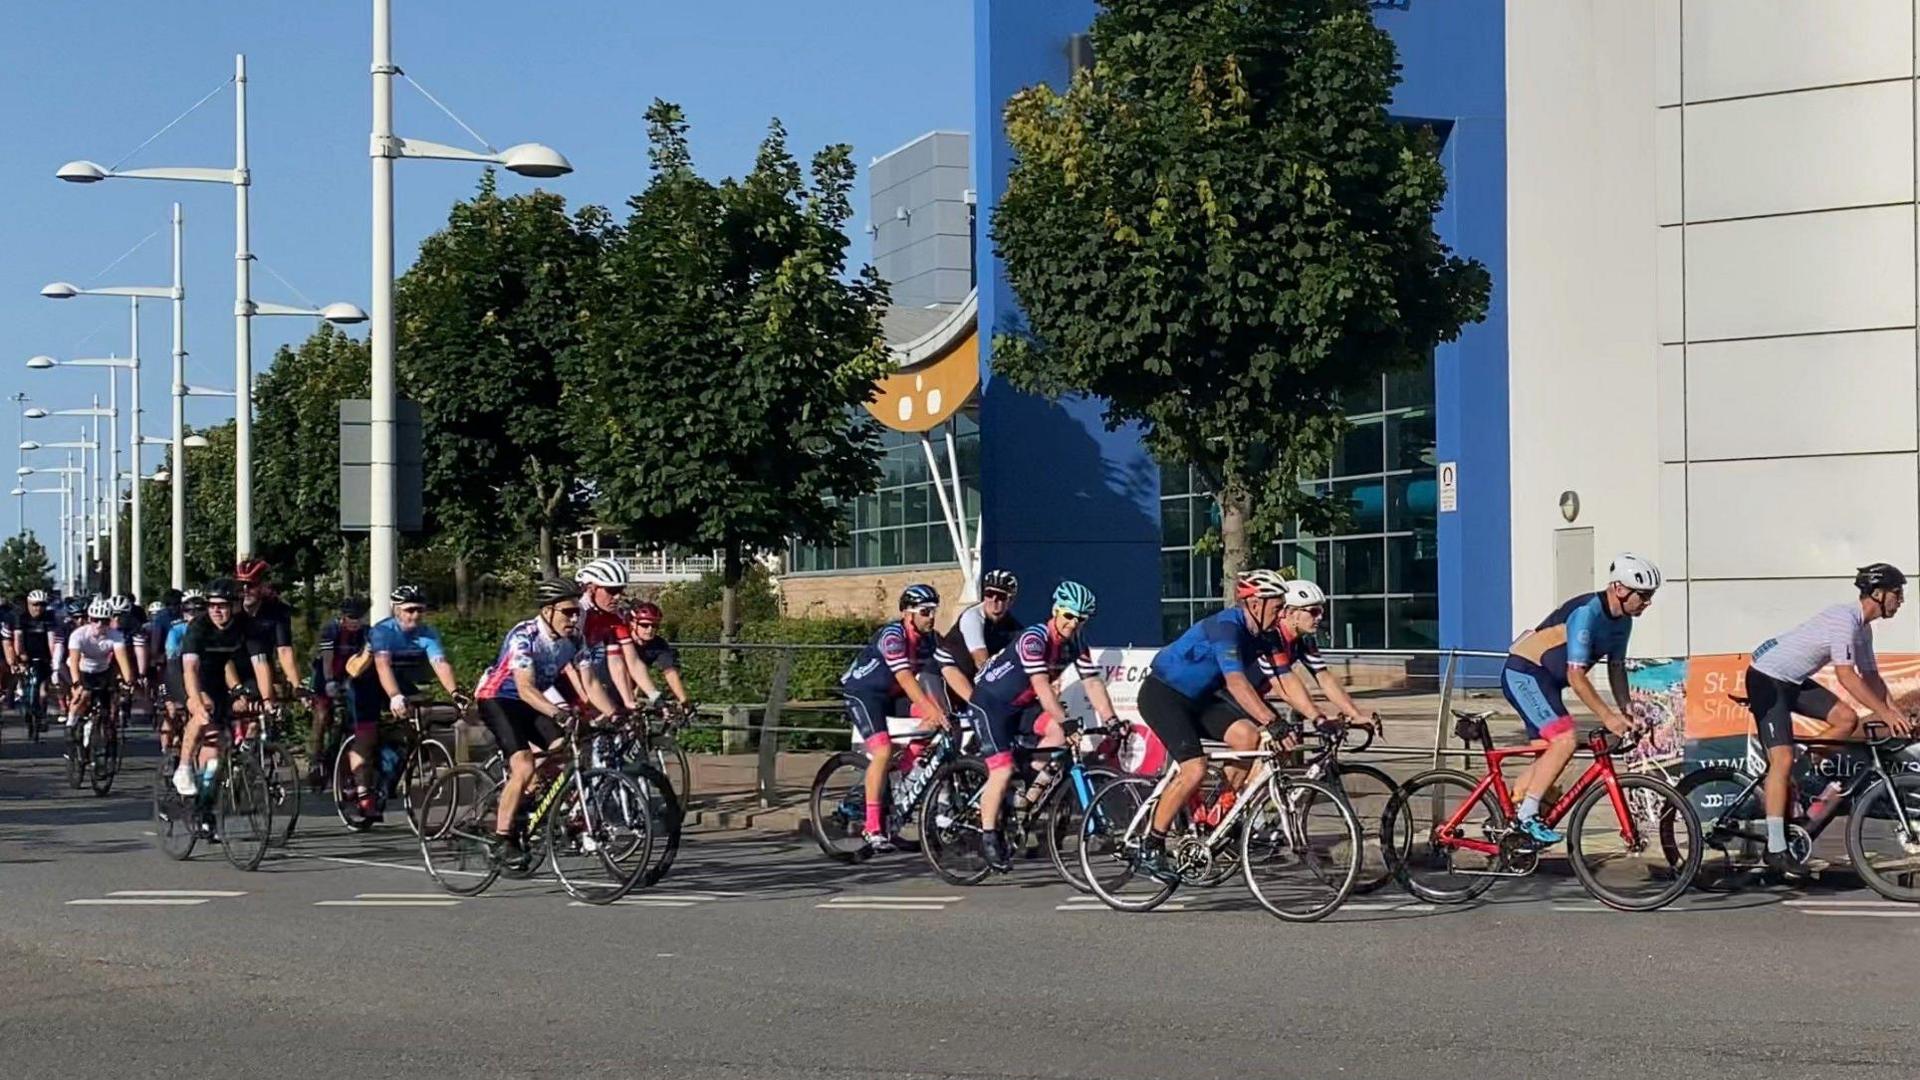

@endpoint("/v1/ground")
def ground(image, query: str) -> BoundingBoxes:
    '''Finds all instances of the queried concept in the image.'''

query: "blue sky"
[0,1,972,554]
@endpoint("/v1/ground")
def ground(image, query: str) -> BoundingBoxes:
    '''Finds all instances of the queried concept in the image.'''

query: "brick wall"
[778,567,969,622]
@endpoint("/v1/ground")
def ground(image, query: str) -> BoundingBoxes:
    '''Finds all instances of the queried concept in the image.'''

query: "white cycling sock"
[1765,816,1787,854]
[1518,794,1541,821]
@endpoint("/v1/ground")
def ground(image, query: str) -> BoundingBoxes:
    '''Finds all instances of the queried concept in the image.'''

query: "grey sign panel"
[338,399,425,532]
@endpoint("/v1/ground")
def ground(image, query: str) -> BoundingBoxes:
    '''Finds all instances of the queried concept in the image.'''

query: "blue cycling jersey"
[839,620,934,698]
[1508,592,1631,685]
[972,623,1100,713]
[355,616,446,685]
[1149,607,1275,701]
[164,619,191,661]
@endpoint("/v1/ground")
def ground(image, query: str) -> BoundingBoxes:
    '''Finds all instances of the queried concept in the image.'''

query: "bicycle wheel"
[400,737,456,838]
[153,758,198,861]
[90,718,122,797]
[1673,766,1766,892]
[1078,775,1180,912]
[1381,769,1504,904]
[1330,762,1402,895]
[1239,777,1363,921]
[331,738,375,832]
[807,751,875,862]
[64,720,84,789]
[653,737,692,809]
[418,766,501,896]
[920,757,991,885]
[218,755,273,872]
[1043,766,1117,892]
[1566,772,1699,911]
[625,761,682,887]
[24,674,42,743]
[1847,773,1920,902]
[548,768,654,904]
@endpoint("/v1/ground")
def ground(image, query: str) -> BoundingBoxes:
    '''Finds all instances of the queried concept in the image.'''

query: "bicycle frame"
[1700,732,1918,843]
[1119,744,1286,855]
[1439,731,1638,858]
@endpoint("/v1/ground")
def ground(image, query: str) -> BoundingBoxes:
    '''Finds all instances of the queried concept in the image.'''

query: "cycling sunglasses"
[553,605,582,618]
[983,589,1013,602]
[1300,606,1325,618]
[397,604,426,615]
[911,604,938,617]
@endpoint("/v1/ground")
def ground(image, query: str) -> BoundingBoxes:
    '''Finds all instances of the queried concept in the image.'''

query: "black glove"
[1058,714,1083,738]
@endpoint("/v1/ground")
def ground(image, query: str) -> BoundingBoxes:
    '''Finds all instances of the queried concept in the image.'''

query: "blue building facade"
[971,0,1510,652]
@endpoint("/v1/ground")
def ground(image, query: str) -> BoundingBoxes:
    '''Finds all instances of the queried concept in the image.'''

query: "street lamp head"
[7,488,21,497]
[183,434,210,449]
[18,441,38,451]
[23,407,47,419]
[320,301,369,325]
[14,466,31,477]
[499,143,572,179]
[39,282,80,300]
[25,356,56,370]
[149,469,170,484]
[55,160,109,184]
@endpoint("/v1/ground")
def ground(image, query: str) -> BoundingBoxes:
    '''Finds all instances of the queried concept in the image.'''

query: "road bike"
[808,720,974,862]
[65,678,130,796]
[1669,709,1920,900]
[1382,710,1702,911]
[419,711,656,904]
[1293,717,1403,894]
[235,696,303,846]
[1078,724,1364,921]
[330,696,457,836]
[152,706,274,871]
[19,664,49,743]
[916,720,1125,889]
[582,707,684,886]
[633,699,693,806]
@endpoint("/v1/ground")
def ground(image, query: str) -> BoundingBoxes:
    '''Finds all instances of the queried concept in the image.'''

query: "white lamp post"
[57,56,365,567]
[11,484,67,589]
[18,460,84,592]
[370,0,570,617]
[27,355,141,594]
[25,410,112,592]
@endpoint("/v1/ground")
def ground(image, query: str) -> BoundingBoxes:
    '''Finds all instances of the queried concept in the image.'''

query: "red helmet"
[233,558,271,585]
[629,601,663,625]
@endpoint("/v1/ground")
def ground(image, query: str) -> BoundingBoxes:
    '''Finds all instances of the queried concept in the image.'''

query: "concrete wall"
[1509,0,1920,655]
[779,566,969,622]
[870,131,974,310]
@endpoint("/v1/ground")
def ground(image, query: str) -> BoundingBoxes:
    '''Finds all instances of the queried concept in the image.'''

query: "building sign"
[1438,461,1458,513]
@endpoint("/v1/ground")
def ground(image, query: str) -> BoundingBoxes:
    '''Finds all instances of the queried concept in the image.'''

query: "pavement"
[6,716,1920,1080]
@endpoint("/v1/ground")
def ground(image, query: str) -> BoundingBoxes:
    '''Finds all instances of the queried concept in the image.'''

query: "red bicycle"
[1381,709,1702,911]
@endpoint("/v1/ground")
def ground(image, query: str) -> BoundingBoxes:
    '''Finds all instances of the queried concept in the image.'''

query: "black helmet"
[1856,563,1907,594]
[534,577,580,606]
[161,588,183,607]
[981,569,1019,597]
[202,577,238,603]
[898,583,940,610]
[339,596,370,619]
[390,583,428,607]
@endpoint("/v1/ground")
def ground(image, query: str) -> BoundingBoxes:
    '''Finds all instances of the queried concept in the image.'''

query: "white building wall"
[1509,0,1920,657]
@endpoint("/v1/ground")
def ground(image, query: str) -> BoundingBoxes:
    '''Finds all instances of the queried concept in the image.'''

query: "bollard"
[757,649,794,809]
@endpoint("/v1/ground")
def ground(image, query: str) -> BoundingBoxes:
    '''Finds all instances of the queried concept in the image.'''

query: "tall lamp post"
[17,461,84,592]
[10,392,28,536]
[24,410,112,591]
[10,483,67,587]
[27,356,138,594]
[370,0,570,617]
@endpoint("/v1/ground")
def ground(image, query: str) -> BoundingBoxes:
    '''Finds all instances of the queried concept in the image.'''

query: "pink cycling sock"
[864,800,883,835]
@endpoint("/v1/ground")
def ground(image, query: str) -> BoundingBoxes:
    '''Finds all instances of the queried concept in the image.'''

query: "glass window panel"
[1192,497,1220,546]
[955,434,980,481]
[1161,498,1190,550]
[904,483,929,526]
[1332,478,1385,535]
[1161,549,1191,600]
[881,452,906,487]
[1388,596,1439,649]
[857,531,880,567]
[880,489,904,527]
[903,525,929,565]
[1389,533,1438,595]
[1325,597,1386,650]
[879,529,903,567]
[855,495,876,531]
[1161,460,1189,496]
[834,544,853,570]
[963,484,980,519]
[1388,473,1437,534]
[1387,411,1436,472]
[1190,552,1222,603]
[1387,356,1435,410]
[1340,376,1383,416]
[1163,605,1195,645]
[1283,540,1329,586]
[928,525,955,564]
[1335,420,1384,478]
[1333,538,1385,595]
[902,446,929,486]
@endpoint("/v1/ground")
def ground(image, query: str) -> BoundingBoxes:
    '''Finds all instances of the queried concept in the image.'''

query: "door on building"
[1553,527,1595,602]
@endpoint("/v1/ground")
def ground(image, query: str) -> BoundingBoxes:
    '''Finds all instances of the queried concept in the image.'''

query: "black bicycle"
[808,722,972,862]
[582,708,685,886]
[331,697,457,836]
[152,716,274,871]
[1295,716,1403,895]
[66,678,130,796]
[19,663,49,744]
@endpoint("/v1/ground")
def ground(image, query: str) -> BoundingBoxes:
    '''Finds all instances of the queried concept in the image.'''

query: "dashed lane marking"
[68,898,208,907]
[1054,899,1188,912]
[315,893,462,908]
[109,889,246,898]
[817,895,959,911]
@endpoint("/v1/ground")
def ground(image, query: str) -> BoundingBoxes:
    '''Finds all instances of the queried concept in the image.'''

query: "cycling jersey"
[358,617,445,687]
[237,595,295,662]
[839,620,935,698]
[164,620,191,661]
[1751,603,1876,683]
[314,618,367,682]
[476,617,586,702]
[65,624,125,675]
[177,616,260,686]
[634,633,680,672]
[9,609,56,663]
[1148,608,1275,702]
[1507,592,1631,685]
[972,623,1098,712]
[934,603,1022,680]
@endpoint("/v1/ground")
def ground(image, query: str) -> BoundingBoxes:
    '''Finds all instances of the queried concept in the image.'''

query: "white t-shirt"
[1750,603,1875,684]
[66,625,125,675]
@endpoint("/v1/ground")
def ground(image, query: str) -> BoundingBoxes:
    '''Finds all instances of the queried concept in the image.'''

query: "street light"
[12,484,68,590]
[23,402,116,594]
[57,54,365,564]
[25,353,138,593]
[370,0,571,618]
[20,460,83,592]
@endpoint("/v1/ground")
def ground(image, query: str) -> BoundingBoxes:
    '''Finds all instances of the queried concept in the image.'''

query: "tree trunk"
[1217,486,1252,602]
[537,525,557,579]
[453,549,473,617]
[720,541,743,696]
[339,537,355,598]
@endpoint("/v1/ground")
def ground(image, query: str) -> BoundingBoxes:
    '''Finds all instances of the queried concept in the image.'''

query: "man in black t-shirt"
[233,558,301,700]
[170,578,273,796]
[932,570,1023,706]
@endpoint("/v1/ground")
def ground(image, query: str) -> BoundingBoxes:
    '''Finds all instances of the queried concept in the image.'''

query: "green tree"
[0,532,55,599]
[990,0,1490,596]
[396,171,609,608]
[122,421,236,590]
[574,102,892,641]
[254,324,370,598]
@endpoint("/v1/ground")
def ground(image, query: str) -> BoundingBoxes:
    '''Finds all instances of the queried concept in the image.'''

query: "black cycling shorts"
[479,697,563,757]
[1743,665,1841,750]
[165,657,187,706]
[1139,673,1245,764]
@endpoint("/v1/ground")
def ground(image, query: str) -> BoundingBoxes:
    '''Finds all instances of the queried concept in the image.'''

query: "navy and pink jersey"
[477,618,587,701]
[839,619,934,698]
[971,623,1099,713]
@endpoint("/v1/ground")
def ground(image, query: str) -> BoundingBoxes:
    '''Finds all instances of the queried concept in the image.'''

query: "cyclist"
[963,580,1119,872]
[111,594,146,677]
[305,596,369,789]
[1134,569,1299,882]
[1195,578,1338,808]
[65,597,137,755]
[1500,553,1661,846]
[576,557,644,713]
[0,592,16,706]
[160,590,206,753]
[144,591,183,689]
[1743,562,1913,879]
[171,579,273,796]
[933,568,1022,706]
[838,582,947,853]
[343,584,465,821]
[626,600,690,706]
[6,590,56,724]
[233,558,302,703]
[475,578,622,869]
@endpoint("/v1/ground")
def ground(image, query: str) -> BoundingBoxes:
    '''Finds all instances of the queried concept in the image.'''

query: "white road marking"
[1340,902,1437,912]
[568,899,701,908]
[816,902,951,911]
[315,899,462,908]
[1055,901,1188,912]
[350,893,454,900]
[820,895,962,904]
[287,851,487,879]
[1783,899,1916,908]
[68,898,207,907]
[1798,909,1920,918]
[107,889,245,898]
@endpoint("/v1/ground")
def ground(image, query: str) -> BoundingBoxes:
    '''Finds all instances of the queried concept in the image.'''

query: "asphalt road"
[4,722,1918,1080]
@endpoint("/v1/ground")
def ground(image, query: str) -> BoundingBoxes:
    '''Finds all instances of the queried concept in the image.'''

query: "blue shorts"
[965,699,1047,761]
[843,688,902,744]
[1501,658,1575,741]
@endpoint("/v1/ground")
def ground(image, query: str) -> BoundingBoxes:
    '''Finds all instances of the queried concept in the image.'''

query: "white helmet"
[86,597,115,620]
[575,557,629,589]
[26,589,47,603]
[1609,552,1663,592]
[1236,569,1289,600]
[147,601,165,616]
[1282,580,1327,609]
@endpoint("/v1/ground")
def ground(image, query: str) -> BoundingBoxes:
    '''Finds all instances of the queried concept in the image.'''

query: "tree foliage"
[990,0,1490,596]
[573,101,892,637]
[254,325,370,589]
[120,421,237,594]
[0,533,55,599]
